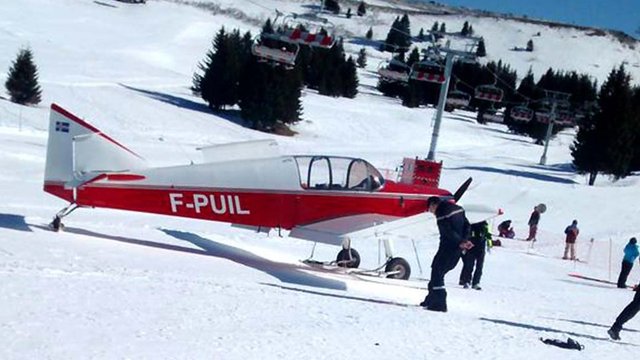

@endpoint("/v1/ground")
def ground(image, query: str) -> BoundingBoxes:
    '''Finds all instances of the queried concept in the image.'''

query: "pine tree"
[383,17,401,52]
[431,21,439,33]
[417,28,425,41]
[398,14,412,49]
[461,21,470,36]
[468,25,474,35]
[341,56,359,98]
[572,65,637,184]
[5,48,42,105]
[476,38,486,57]
[325,0,340,14]
[406,47,420,67]
[439,22,446,33]
[357,1,366,16]
[356,48,367,68]
[365,27,373,40]
[526,39,534,52]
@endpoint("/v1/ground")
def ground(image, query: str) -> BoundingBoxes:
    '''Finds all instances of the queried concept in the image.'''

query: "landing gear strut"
[49,203,79,232]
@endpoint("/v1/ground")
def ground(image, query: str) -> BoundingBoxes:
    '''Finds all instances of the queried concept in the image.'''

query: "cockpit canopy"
[294,156,384,192]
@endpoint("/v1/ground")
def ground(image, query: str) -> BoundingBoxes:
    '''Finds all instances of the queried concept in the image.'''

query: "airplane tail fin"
[44,104,147,190]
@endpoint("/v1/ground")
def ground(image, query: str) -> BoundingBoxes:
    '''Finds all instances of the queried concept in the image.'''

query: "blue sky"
[435,0,639,37]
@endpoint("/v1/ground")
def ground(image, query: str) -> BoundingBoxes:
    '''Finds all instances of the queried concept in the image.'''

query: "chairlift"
[535,108,553,124]
[377,59,410,83]
[555,110,575,126]
[510,106,533,122]
[251,33,300,68]
[282,13,336,49]
[446,90,471,108]
[474,84,504,102]
[482,109,504,123]
[410,60,445,83]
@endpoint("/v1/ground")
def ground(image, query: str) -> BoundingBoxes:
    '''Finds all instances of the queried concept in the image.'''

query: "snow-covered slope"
[1,1,639,359]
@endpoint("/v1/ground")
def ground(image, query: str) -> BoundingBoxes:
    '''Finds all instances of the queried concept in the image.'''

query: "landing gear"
[336,248,361,268]
[385,257,411,280]
[49,203,79,232]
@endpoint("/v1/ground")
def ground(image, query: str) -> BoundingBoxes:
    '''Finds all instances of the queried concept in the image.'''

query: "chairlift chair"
[482,109,504,123]
[251,33,300,68]
[510,106,533,122]
[474,84,504,102]
[377,59,410,83]
[282,13,336,49]
[410,60,445,83]
[446,90,471,108]
[555,110,575,126]
[535,108,553,124]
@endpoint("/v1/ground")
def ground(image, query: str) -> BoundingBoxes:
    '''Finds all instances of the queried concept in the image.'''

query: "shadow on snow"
[448,165,577,184]
[0,213,32,232]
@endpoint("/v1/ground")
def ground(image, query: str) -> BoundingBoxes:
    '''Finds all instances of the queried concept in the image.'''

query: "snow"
[1,0,639,359]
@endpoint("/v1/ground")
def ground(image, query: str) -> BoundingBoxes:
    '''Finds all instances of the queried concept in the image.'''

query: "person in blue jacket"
[617,237,639,289]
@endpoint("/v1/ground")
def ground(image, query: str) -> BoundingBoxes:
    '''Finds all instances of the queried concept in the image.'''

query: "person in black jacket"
[459,220,491,290]
[609,285,640,340]
[419,196,472,312]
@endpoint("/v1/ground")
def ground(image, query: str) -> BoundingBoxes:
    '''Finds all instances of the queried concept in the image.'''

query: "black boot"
[608,326,621,340]
[424,289,447,312]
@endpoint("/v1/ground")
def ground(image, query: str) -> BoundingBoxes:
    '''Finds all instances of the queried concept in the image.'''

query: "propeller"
[453,177,472,202]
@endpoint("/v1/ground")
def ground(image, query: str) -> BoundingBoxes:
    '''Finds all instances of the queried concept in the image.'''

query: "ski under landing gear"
[49,203,79,232]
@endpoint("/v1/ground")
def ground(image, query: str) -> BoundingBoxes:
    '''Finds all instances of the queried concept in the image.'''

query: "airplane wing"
[289,213,430,246]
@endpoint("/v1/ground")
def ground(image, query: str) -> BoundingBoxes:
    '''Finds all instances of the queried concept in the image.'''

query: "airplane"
[43,104,481,280]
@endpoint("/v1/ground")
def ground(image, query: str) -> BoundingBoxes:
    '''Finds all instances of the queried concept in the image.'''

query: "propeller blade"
[453,177,472,202]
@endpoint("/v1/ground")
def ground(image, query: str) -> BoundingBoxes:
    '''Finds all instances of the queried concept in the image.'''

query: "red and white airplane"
[43,104,478,280]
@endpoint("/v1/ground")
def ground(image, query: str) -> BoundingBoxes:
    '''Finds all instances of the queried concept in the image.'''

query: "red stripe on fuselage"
[43,182,443,229]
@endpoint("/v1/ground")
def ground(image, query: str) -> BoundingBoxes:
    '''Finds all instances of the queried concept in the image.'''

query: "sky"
[437,0,639,37]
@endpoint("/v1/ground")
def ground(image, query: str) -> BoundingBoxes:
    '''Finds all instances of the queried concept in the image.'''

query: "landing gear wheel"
[49,216,64,232]
[385,257,411,280]
[336,248,361,268]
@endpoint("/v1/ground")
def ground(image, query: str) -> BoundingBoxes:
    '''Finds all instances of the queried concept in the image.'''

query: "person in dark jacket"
[617,237,639,288]
[497,219,515,239]
[562,220,579,260]
[459,221,492,290]
[609,284,640,340]
[419,196,473,312]
[526,204,546,241]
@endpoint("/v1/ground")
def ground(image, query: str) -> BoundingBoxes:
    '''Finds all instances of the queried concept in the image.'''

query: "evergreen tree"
[461,21,470,36]
[398,14,412,49]
[468,25,474,35]
[526,39,534,52]
[346,8,352,19]
[406,47,420,67]
[431,21,439,33]
[193,27,244,110]
[357,1,366,16]
[325,0,340,14]
[5,48,42,105]
[341,56,359,98]
[417,28,425,41]
[382,17,401,52]
[572,65,637,184]
[365,27,373,40]
[439,22,446,33]
[356,48,367,68]
[476,38,486,57]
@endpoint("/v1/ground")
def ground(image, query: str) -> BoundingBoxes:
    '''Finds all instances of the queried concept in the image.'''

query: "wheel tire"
[336,248,361,268]
[385,257,411,280]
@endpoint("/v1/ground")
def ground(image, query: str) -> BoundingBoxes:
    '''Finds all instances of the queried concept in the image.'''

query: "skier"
[459,220,492,290]
[419,196,472,312]
[497,219,515,239]
[617,237,639,289]
[562,220,579,260]
[609,284,640,340]
[526,204,546,241]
